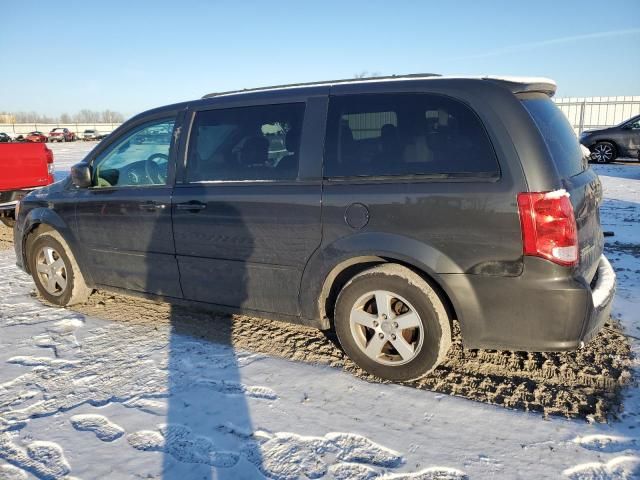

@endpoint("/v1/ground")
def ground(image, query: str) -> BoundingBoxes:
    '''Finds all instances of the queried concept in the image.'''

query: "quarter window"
[186,103,305,182]
[325,94,499,177]
[92,118,175,187]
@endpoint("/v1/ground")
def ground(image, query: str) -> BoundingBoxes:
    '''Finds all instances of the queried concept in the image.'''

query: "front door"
[74,116,182,297]
[172,100,323,315]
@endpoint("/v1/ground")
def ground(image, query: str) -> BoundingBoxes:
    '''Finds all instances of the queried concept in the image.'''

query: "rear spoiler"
[483,76,557,97]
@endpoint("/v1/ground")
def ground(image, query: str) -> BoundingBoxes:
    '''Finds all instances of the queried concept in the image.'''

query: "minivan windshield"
[521,97,584,178]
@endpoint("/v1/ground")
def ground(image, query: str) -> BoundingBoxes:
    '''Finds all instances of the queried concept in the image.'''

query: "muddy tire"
[28,229,91,306]
[334,264,451,381]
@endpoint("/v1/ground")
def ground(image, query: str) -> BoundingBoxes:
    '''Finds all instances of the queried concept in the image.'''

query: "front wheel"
[334,264,451,381]
[591,142,617,163]
[28,229,91,306]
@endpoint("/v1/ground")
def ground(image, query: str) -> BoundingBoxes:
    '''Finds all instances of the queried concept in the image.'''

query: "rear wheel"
[28,229,90,306]
[334,264,451,381]
[591,142,616,163]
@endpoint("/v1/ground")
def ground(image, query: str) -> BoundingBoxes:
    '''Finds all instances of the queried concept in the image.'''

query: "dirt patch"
[0,226,13,251]
[69,289,633,422]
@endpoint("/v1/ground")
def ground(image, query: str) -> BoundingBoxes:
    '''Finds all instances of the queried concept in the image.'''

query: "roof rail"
[202,73,441,99]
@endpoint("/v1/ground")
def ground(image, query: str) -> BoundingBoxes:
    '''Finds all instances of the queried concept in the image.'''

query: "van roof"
[202,74,557,99]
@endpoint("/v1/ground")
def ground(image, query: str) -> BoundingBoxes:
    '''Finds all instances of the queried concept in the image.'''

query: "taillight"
[517,190,578,266]
[45,146,55,177]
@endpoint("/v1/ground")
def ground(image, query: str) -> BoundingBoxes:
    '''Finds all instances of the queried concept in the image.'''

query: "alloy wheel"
[349,290,424,366]
[35,246,68,296]
[592,143,614,163]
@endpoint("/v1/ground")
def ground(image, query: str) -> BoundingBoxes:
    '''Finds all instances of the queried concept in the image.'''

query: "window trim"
[182,102,307,185]
[323,92,502,180]
[86,115,179,191]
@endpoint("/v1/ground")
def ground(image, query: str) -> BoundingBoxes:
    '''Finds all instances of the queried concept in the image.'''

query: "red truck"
[0,143,55,227]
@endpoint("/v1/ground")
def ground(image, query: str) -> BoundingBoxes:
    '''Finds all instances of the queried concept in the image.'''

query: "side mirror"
[70,163,92,188]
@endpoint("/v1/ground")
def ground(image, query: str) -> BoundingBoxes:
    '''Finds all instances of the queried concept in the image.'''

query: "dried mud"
[0,226,12,251]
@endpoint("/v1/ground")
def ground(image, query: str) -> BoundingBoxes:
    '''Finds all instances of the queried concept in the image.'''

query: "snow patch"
[0,464,27,480]
[381,467,469,479]
[563,456,640,479]
[592,255,617,309]
[195,378,278,400]
[329,462,379,480]
[243,430,404,479]
[70,414,125,442]
[128,424,239,468]
[572,434,637,453]
[0,434,71,480]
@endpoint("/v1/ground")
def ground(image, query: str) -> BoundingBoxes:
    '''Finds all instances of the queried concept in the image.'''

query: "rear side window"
[521,97,584,178]
[324,93,498,177]
[186,103,305,182]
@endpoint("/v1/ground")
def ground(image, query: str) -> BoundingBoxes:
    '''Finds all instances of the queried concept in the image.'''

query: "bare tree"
[1,109,127,124]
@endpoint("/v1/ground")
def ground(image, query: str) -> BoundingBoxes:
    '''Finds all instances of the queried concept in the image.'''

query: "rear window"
[325,93,499,178]
[521,97,584,178]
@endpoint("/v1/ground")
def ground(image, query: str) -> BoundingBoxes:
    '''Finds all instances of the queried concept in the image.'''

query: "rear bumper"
[0,189,39,210]
[442,255,616,351]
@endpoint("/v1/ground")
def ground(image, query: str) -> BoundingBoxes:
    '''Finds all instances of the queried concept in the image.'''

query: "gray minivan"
[14,74,616,381]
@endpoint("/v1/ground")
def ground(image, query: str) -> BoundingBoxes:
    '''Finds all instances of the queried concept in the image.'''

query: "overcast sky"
[2,0,639,118]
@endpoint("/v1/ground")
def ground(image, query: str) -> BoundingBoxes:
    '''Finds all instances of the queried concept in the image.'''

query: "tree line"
[1,109,126,124]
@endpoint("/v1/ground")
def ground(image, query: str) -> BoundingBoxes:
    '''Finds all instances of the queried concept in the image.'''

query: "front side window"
[92,118,175,187]
[626,116,640,129]
[186,103,305,182]
[325,94,499,178]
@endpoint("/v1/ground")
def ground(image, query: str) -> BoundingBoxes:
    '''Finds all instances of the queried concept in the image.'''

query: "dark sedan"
[580,114,640,163]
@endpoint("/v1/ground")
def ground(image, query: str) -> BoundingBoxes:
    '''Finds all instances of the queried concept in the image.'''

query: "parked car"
[25,131,48,143]
[0,133,11,143]
[13,75,615,382]
[0,143,55,226]
[580,114,640,163]
[83,129,104,141]
[49,127,76,142]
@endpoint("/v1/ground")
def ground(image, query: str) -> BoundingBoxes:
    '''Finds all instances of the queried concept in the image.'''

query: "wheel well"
[320,256,458,332]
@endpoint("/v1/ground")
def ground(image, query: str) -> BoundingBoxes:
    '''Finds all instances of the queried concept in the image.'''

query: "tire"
[334,264,451,381]
[591,142,617,163]
[28,229,91,306]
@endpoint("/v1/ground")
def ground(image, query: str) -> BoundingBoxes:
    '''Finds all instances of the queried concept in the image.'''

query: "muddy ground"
[0,226,12,250]
[1,225,633,422]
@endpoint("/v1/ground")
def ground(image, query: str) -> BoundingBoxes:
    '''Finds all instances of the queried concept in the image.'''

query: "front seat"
[237,135,269,179]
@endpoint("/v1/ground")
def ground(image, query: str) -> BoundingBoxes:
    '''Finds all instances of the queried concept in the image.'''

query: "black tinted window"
[187,103,305,182]
[325,94,498,177]
[521,97,584,178]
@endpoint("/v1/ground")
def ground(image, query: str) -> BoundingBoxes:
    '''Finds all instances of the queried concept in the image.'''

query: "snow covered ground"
[0,144,639,479]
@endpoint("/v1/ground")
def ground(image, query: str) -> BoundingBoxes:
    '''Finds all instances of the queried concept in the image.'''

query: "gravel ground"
[0,226,12,250]
[0,225,632,422]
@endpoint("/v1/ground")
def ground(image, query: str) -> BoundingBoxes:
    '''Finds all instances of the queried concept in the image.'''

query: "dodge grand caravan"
[13,74,616,381]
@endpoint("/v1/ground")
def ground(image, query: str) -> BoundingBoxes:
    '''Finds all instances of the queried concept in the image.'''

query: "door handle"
[176,201,207,212]
[139,201,167,211]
